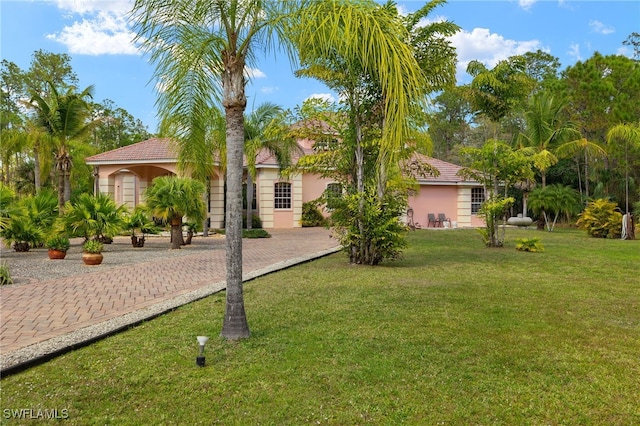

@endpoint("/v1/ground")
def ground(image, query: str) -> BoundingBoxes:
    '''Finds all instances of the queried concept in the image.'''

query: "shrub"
[243,229,271,238]
[82,240,104,254]
[0,262,12,285]
[330,187,408,265]
[243,213,262,229]
[576,199,623,238]
[515,237,544,252]
[61,193,126,241]
[301,201,327,227]
[47,235,70,252]
[0,215,44,252]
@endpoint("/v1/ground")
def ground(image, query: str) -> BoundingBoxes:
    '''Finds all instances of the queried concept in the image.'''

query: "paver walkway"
[0,228,340,373]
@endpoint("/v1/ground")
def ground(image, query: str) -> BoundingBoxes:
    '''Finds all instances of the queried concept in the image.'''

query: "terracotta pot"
[82,252,103,265]
[48,249,67,260]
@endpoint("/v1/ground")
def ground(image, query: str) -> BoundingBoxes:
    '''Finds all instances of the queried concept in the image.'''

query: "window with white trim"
[471,187,485,214]
[274,182,292,209]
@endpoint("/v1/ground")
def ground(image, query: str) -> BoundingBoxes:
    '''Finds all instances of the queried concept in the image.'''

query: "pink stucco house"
[85,138,484,229]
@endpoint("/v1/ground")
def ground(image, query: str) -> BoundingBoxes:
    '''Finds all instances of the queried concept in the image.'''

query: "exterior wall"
[408,184,459,227]
[256,168,303,228]
[459,187,486,227]
[209,177,225,229]
[301,173,335,203]
[408,184,485,228]
[301,173,338,217]
[93,163,177,210]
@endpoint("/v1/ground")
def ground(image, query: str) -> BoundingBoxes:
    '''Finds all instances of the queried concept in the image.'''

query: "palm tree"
[528,184,580,232]
[132,0,427,339]
[144,176,206,250]
[606,122,640,240]
[517,92,584,187]
[27,81,95,212]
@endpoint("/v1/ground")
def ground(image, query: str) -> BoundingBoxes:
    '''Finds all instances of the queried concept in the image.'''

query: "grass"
[1,228,639,425]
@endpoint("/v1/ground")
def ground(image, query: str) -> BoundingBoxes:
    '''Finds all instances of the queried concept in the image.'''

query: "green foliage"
[144,176,206,224]
[0,215,44,252]
[243,229,271,239]
[46,235,70,252]
[300,201,327,227]
[330,187,408,265]
[477,196,515,247]
[0,262,12,285]
[60,192,126,241]
[576,199,623,238]
[18,189,59,244]
[0,184,16,230]
[459,140,534,197]
[528,184,581,231]
[82,239,104,254]
[515,237,544,252]
[123,205,161,237]
[243,213,262,229]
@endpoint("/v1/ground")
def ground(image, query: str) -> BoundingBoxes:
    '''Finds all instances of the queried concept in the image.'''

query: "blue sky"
[1,0,638,133]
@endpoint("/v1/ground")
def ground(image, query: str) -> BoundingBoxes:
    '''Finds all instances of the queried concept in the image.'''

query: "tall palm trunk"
[56,150,72,214]
[221,53,250,340]
[33,144,41,194]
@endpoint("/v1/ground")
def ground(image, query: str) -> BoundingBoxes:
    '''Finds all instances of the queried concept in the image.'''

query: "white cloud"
[245,67,267,79]
[47,11,138,55]
[589,20,615,35]
[52,0,133,15]
[617,46,634,59]
[518,0,537,11]
[450,28,545,79]
[45,0,139,55]
[260,86,278,94]
[568,43,582,62]
[306,93,335,104]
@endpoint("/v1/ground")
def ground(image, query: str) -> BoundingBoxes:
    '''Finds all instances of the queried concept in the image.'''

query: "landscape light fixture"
[196,336,209,367]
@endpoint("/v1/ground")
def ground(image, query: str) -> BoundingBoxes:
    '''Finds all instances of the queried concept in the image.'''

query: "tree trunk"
[33,144,41,194]
[221,53,250,340]
[170,216,182,250]
[56,150,72,214]
[202,177,210,237]
[57,156,65,214]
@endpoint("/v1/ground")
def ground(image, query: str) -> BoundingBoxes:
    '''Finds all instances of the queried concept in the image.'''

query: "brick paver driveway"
[0,228,340,372]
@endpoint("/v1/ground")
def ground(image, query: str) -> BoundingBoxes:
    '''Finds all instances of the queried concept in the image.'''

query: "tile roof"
[85,138,178,164]
[85,138,477,185]
[409,153,479,185]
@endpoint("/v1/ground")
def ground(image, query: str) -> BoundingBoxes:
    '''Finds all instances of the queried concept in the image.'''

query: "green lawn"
[1,228,639,425]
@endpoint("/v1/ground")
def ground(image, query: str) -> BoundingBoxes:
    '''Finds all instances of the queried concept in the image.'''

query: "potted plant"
[82,240,104,265]
[123,206,160,248]
[47,235,70,259]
